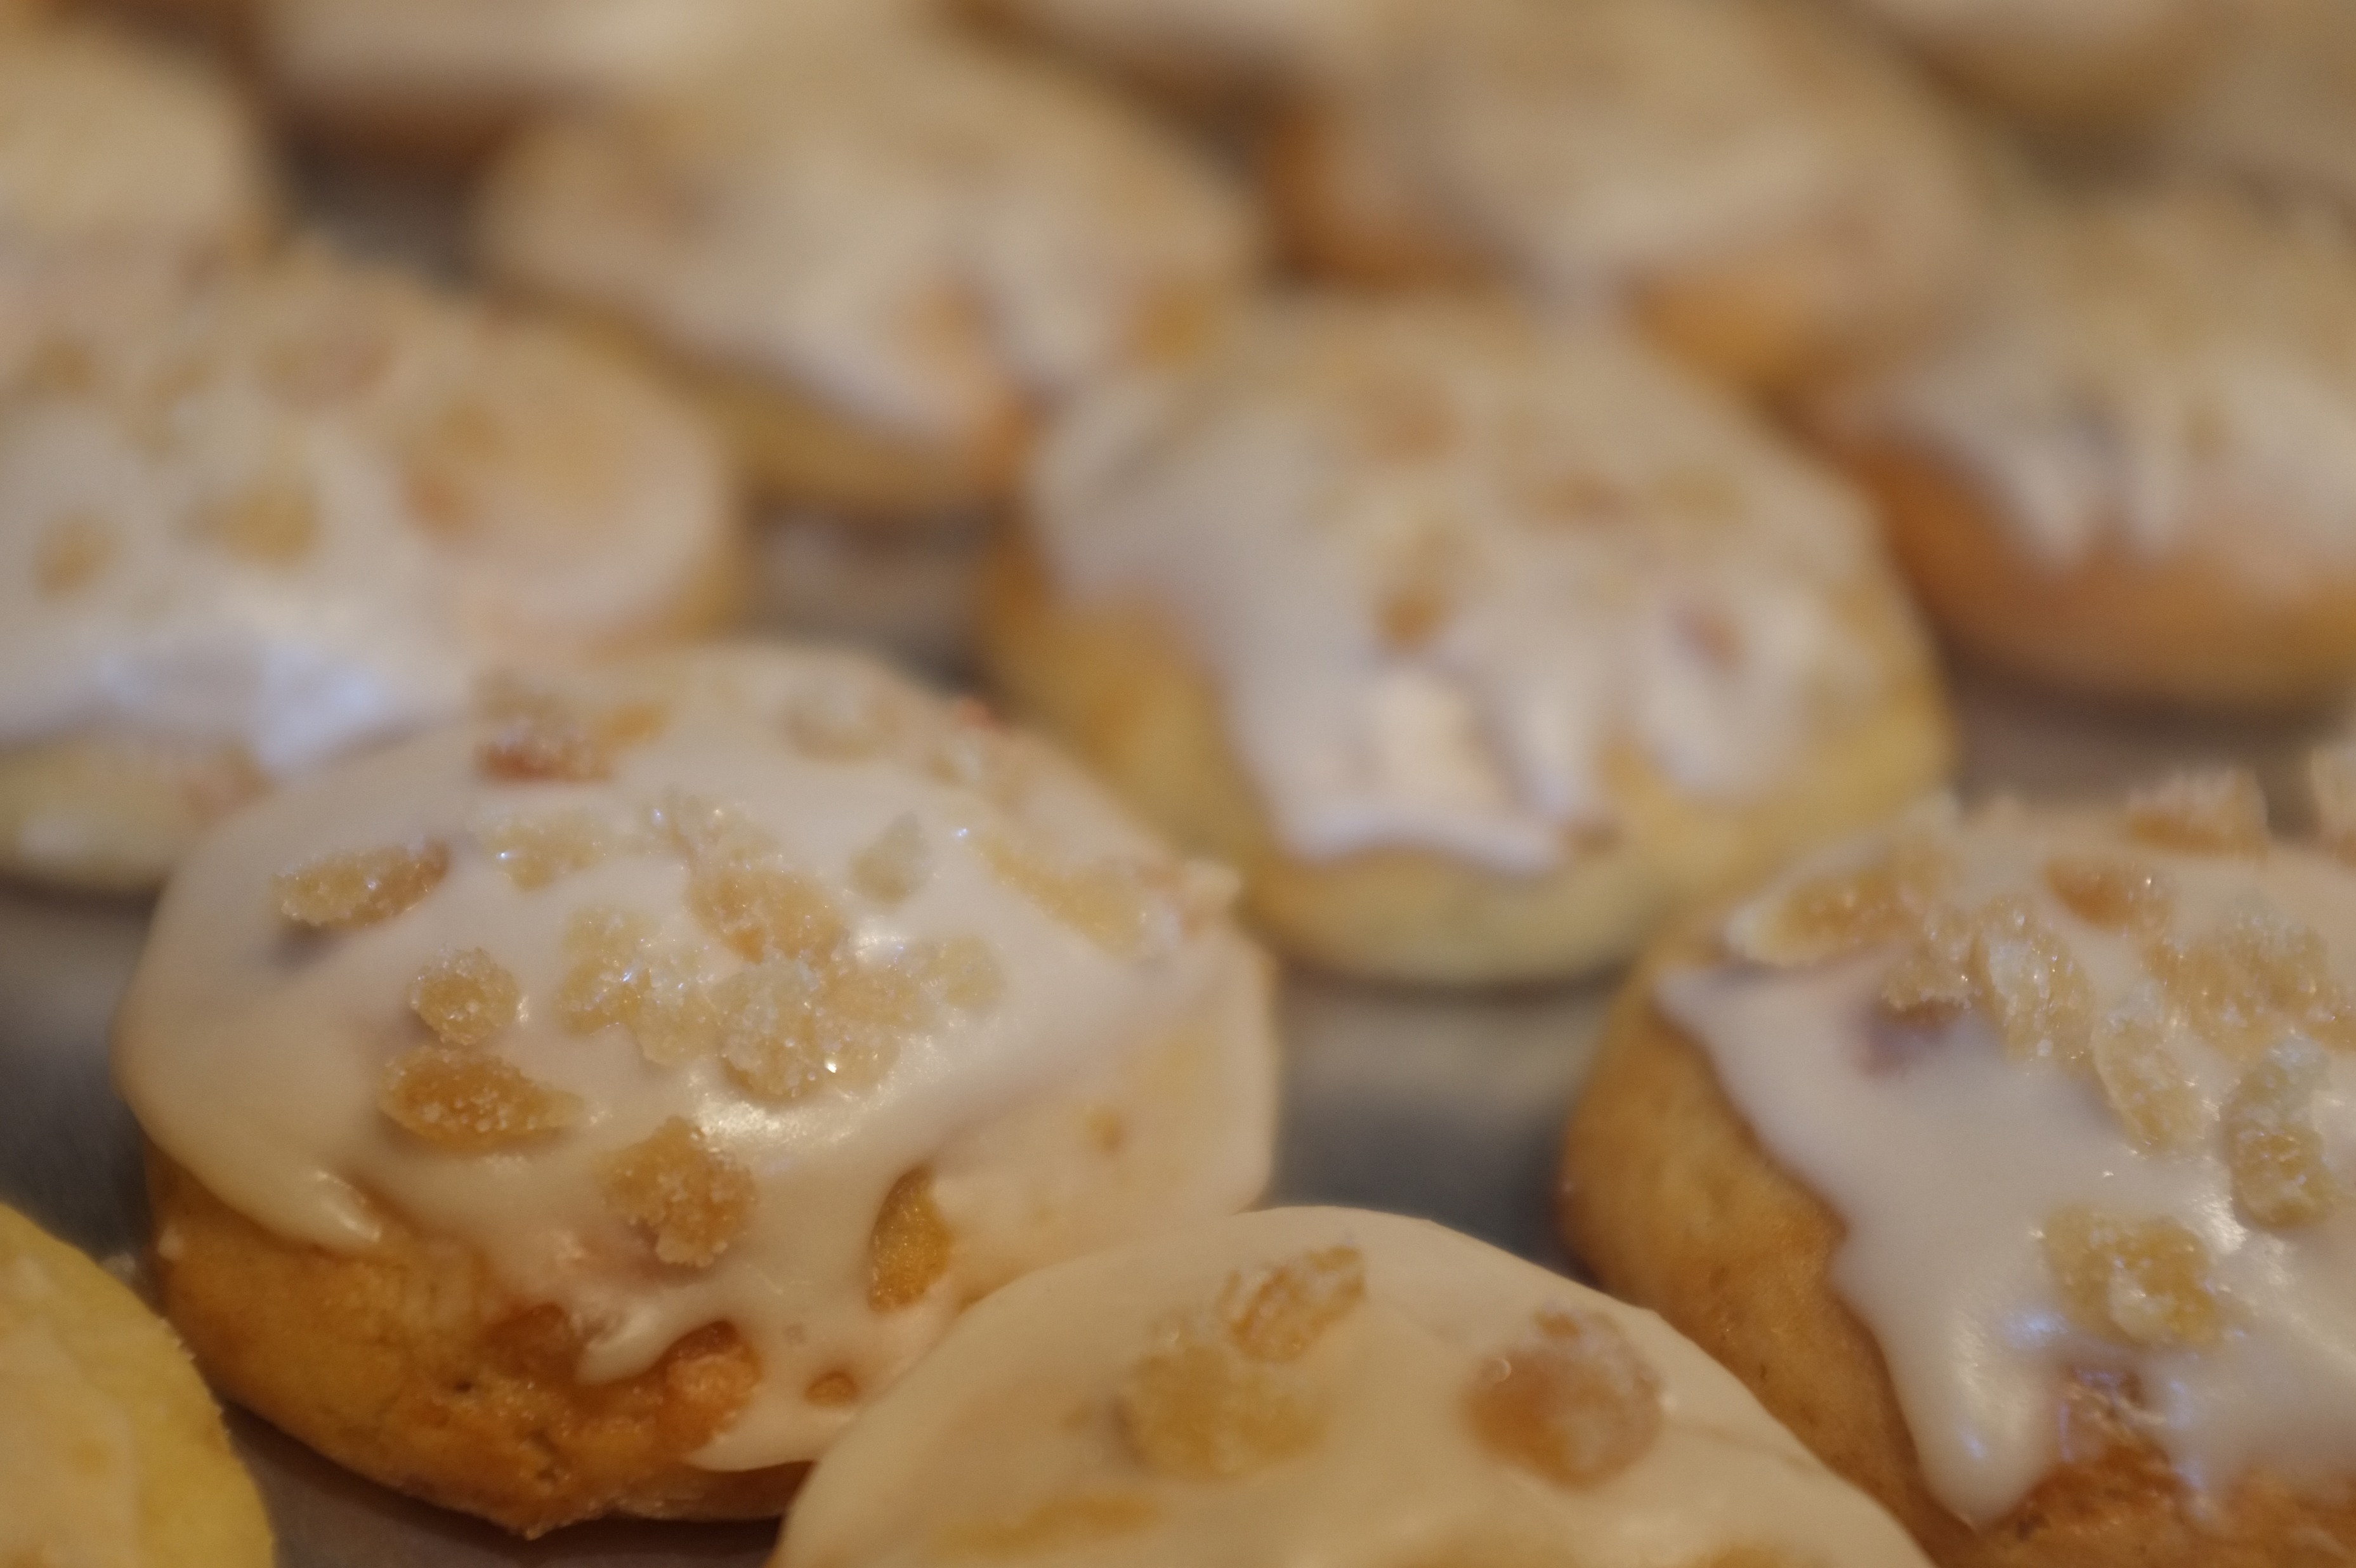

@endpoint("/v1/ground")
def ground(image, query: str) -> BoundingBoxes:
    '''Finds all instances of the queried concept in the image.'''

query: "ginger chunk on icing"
[409,946,521,1048]
[691,861,849,965]
[1969,896,2095,1071]
[1733,831,1954,967]
[2223,1041,2340,1230]
[2090,983,2204,1153]
[910,935,1007,1012]
[851,813,932,905]
[1217,1246,1367,1363]
[275,840,449,930]
[473,807,616,889]
[2044,854,2174,937]
[2152,898,2353,1061]
[1463,1307,1664,1491]
[868,1168,953,1312]
[1118,1328,1325,1481]
[378,1046,580,1149]
[2043,1206,2223,1350]
[556,906,717,1067]
[2125,770,2268,856]
[599,1117,756,1267]
[476,687,668,783]
[716,956,923,1104]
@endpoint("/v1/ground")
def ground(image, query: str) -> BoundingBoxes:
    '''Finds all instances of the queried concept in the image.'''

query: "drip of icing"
[0,251,731,778]
[480,19,1260,448]
[1847,185,2356,570]
[1664,808,2356,1524]
[1032,299,1906,875]
[1320,0,1976,302]
[114,648,1276,1471]
[0,1255,147,1568]
[778,1208,1934,1568]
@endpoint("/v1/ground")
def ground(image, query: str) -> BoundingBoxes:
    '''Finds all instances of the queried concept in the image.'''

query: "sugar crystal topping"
[1668,760,2356,1524]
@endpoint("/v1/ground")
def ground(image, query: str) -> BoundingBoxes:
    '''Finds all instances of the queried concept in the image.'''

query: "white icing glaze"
[1665,801,2356,1524]
[1841,185,2356,569]
[0,16,272,383]
[776,1207,1934,1568]
[2163,0,2356,215]
[115,646,1278,1471]
[0,249,733,780]
[0,1252,146,1568]
[1316,0,1977,305]
[478,19,1262,448]
[261,0,893,117]
[1031,297,1915,874]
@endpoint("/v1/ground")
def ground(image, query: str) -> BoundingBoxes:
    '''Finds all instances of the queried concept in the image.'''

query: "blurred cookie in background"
[982,295,1954,984]
[0,246,738,892]
[1809,181,2356,712]
[0,6,274,383]
[776,1206,1935,1568]
[117,645,1279,1534]
[478,16,1264,526]
[1,1201,275,1568]
[1832,0,2220,128]
[1266,0,1989,391]
[2150,0,2356,217]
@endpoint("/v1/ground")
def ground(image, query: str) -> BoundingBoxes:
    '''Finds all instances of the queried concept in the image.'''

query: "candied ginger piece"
[1118,1323,1323,1481]
[911,935,1006,1012]
[805,1370,860,1407]
[973,830,1180,960]
[473,808,614,889]
[932,1493,1160,1558]
[409,947,521,1048]
[275,840,449,930]
[35,511,115,597]
[2090,983,2204,1153]
[1878,905,1975,1025]
[717,957,915,1102]
[599,1117,755,1267]
[785,679,901,761]
[379,1047,579,1150]
[868,1168,953,1312]
[1463,1307,1664,1491]
[2312,747,2356,863]
[690,861,847,965]
[476,686,667,783]
[2125,770,2268,856]
[645,789,780,865]
[2043,1206,2222,1349]
[555,906,716,1065]
[2045,855,2174,937]
[1219,1247,1366,1363]
[2152,898,2346,1060]
[1970,896,2095,1071]
[2223,1041,2340,1229]
[1731,832,1954,967]
[851,814,931,905]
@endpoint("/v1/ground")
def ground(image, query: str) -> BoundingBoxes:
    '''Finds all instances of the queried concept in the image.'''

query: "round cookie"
[1,1202,274,1568]
[1831,0,2217,126]
[116,645,1279,1536]
[981,296,1955,984]
[251,0,832,166]
[477,18,1264,523]
[0,10,274,384]
[1809,181,2356,710]
[1561,768,2356,1566]
[2154,0,2356,216]
[777,1206,1935,1568]
[0,246,739,892]
[1265,0,1987,389]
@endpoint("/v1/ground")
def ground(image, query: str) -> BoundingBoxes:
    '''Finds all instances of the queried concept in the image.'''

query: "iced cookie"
[778,1206,1934,1568]
[477,19,1262,522]
[981,296,1954,983]
[1810,182,2356,710]
[117,645,1279,1534]
[1563,769,2356,1565]
[0,10,273,383]
[0,247,739,892]
[1267,0,1986,388]
[1,1202,275,1568]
